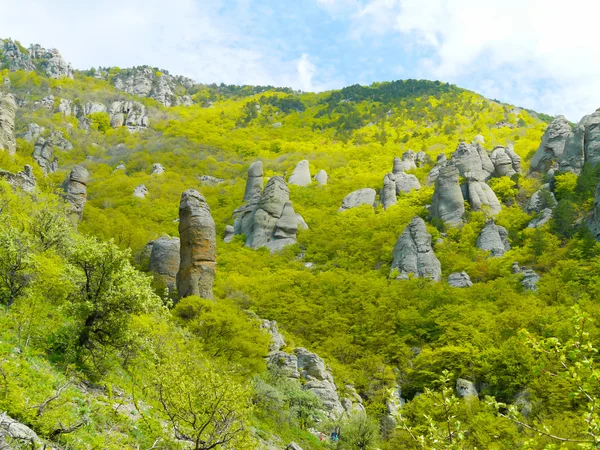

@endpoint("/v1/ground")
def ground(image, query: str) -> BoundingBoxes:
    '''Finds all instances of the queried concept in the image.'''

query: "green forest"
[1,39,600,449]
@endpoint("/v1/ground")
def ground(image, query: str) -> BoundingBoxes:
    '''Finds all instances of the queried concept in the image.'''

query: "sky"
[1,0,599,120]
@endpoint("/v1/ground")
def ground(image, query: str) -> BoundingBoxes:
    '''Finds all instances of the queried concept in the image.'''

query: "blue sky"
[1,0,600,120]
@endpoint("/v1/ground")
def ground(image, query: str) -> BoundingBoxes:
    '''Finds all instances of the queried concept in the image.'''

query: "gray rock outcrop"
[530,116,572,173]
[448,271,473,288]
[176,190,217,300]
[391,217,441,282]
[380,173,397,209]
[0,165,36,193]
[393,150,417,173]
[0,92,16,155]
[261,319,286,353]
[431,165,464,226]
[526,184,557,214]
[244,161,264,202]
[514,390,533,417]
[450,142,494,181]
[0,411,43,447]
[490,145,521,177]
[1,39,73,78]
[23,123,44,142]
[382,386,405,432]
[63,165,88,221]
[558,109,600,174]
[314,170,328,185]
[395,171,421,194]
[528,208,553,229]
[463,176,502,215]
[149,237,180,294]
[223,225,235,243]
[33,137,58,174]
[133,185,149,199]
[198,175,224,185]
[288,160,311,186]
[512,263,541,291]
[426,154,448,185]
[151,163,165,175]
[476,221,510,257]
[108,100,149,131]
[415,151,430,167]
[339,188,376,212]
[456,379,478,398]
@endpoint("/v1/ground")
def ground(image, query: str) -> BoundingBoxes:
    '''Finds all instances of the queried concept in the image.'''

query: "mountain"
[1,37,599,449]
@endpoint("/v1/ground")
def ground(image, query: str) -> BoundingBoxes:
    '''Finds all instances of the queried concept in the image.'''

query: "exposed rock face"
[198,175,224,185]
[490,145,521,177]
[0,165,36,193]
[463,176,502,215]
[456,379,478,398]
[391,217,441,282]
[149,237,180,294]
[512,263,541,291]
[267,351,300,378]
[244,161,264,202]
[476,221,510,257]
[393,150,417,173]
[395,171,421,194]
[133,185,149,199]
[450,142,494,181]
[261,319,286,352]
[559,109,600,174]
[431,165,464,226]
[108,100,149,131]
[223,225,235,243]
[314,169,328,185]
[530,116,572,173]
[108,66,195,107]
[448,271,473,288]
[176,189,217,300]
[473,134,485,144]
[380,173,397,210]
[527,184,557,214]
[33,137,58,174]
[339,188,376,212]
[382,386,405,432]
[64,165,88,221]
[0,412,43,447]
[23,123,44,142]
[1,39,74,78]
[0,92,17,155]
[426,153,448,185]
[151,163,165,175]
[288,160,312,186]
[528,208,553,229]
[415,151,430,167]
[342,384,365,414]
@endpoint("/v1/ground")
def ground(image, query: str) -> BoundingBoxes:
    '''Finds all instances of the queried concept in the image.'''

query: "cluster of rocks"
[380,151,421,209]
[263,320,363,419]
[512,263,540,291]
[476,221,511,257]
[31,130,73,174]
[55,98,150,132]
[0,165,36,193]
[0,92,16,155]
[1,39,74,78]
[63,165,89,222]
[227,162,308,252]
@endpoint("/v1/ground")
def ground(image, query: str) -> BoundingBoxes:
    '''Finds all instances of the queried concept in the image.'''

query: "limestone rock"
[63,165,88,221]
[382,386,405,432]
[22,123,44,142]
[456,379,478,398]
[1,39,73,78]
[448,272,473,288]
[477,221,510,257]
[522,269,540,291]
[148,237,180,294]
[450,142,494,181]
[526,184,557,214]
[473,134,485,144]
[244,161,264,202]
[198,175,224,185]
[559,109,600,174]
[223,225,235,243]
[393,150,417,173]
[431,165,464,226]
[530,116,572,173]
[528,208,553,229]
[415,151,430,167]
[288,160,311,186]
[115,164,126,172]
[33,137,58,174]
[133,185,149,199]
[464,177,502,215]
[151,163,165,175]
[176,190,217,300]
[426,153,448,185]
[395,171,421,194]
[49,130,72,151]
[108,100,149,131]
[588,182,600,240]
[342,384,365,414]
[249,177,289,247]
[380,173,397,210]
[0,92,17,155]
[0,411,42,446]
[0,165,36,193]
[490,145,521,177]
[391,217,441,282]
[266,351,299,378]
[314,169,328,185]
[261,319,286,352]
[339,188,376,212]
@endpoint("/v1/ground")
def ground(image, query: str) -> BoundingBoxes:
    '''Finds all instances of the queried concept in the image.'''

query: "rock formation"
[528,208,553,229]
[450,141,494,181]
[463,175,502,215]
[33,137,58,174]
[198,175,224,185]
[244,161,264,202]
[456,379,478,398]
[476,221,510,257]
[393,150,417,173]
[288,160,312,186]
[394,171,421,194]
[151,163,165,175]
[526,184,557,214]
[431,165,464,226]
[1,39,74,78]
[149,237,180,294]
[391,217,442,282]
[63,165,88,221]
[490,145,521,177]
[339,188,377,212]
[530,116,572,173]
[133,185,149,199]
[512,263,541,291]
[314,169,328,185]
[108,100,149,131]
[415,151,430,167]
[588,182,600,240]
[448,272,473,288]
[223,225,235,243]
[380,174,397,210]
[176,189,217,300]
[23,123,44,142]
[426,154,448,185]
[0,165,36,193]
[0,92,17,155]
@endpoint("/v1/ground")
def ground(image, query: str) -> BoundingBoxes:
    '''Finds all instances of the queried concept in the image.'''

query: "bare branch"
[33,380,73,417]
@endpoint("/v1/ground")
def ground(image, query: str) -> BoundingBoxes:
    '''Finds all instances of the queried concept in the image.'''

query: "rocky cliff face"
[1,39,73,79]
[0,165,36,193]
[0,92,16,155]
[176,189,217,300]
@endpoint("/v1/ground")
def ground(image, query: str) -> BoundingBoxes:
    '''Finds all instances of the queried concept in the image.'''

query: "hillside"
[1,37,600,449]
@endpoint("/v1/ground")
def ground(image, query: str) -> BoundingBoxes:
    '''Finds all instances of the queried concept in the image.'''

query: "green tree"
[0,226,33,309]
[340,412,380,450]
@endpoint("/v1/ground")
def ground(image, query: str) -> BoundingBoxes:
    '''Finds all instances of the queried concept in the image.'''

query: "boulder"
[342,384,365,414]
[32,137,58,174]
[456,379,478,398]
[490,145,521,177]
[522,269,540,291]
[393,150,417,173]
[151,163,165,175]
[22,123,44,142]
[288,160,311,186]
[528,208,553,229]
[382,386,405,432]
[450,142,494,181]
[431,165,464,226]
[266,351,300,378]
[243,161,264,202]
[476,221,510,257]
[415,151,430,167]
[63,165,88,221]
[198,175,224,185]
[176,190,216,300]
[339,188,376,212]
[314,169,328,185]
[108,100,149,131]
[448,271,473,288]
[0,412,42,446]
[149,237,180,294]
[0,165,36,193]
[526,184,557,214]
[0,92,17,155]
[473,134,485,144]
[380,173,397,209]
[248,177,289,247]
[133,185,149,199]
[530,115,572,173]
[395,171,421,194]
[464,177,502,215]
[391,217,442,282]
[223,225,235,243]
[426,153,448,185]
[49,130,73,151]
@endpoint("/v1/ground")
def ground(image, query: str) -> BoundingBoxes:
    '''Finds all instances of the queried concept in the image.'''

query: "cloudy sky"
[1,0,599,120]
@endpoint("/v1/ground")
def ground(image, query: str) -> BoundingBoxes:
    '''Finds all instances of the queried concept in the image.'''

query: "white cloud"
[297,54,316,91]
